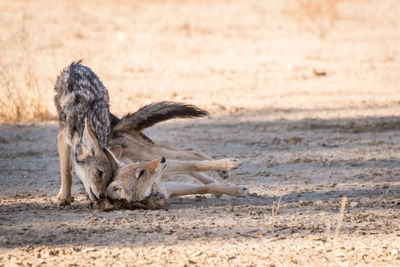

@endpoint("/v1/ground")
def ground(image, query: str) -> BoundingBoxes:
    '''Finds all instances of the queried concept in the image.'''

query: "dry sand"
[1,0,400,266]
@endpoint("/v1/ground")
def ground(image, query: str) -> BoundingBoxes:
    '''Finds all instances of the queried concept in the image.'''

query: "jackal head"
[106,154,167,203]
[74,119,114,201]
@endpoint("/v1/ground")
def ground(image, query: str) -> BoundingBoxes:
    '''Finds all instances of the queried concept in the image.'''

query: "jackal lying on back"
[106,155,248,209]
[104,104,249,209]
[103,102,249,209]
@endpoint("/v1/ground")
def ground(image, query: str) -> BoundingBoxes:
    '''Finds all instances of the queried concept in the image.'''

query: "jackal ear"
[110,145,123,159]
[104,147,123,173]
[82,118,101,154]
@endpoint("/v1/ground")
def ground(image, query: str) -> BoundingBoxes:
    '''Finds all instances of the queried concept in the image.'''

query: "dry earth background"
[1,0,400,266]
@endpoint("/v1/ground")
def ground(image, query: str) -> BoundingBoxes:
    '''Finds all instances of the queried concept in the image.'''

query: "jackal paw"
[232,186,249,197]
[56,192,74,206]
[223,158,241,171]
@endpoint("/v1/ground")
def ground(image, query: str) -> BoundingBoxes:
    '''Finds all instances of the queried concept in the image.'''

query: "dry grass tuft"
[270,195,282,234]
[324,195,347,242]
[0,24,54,123]
[334,195,347,239]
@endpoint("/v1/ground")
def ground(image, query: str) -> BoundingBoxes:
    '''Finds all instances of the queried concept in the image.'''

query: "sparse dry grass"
[334,195,347,239]
[0,25,53,123]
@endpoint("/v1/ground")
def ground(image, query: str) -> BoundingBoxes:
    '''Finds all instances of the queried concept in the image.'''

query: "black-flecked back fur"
[54,61,110,148]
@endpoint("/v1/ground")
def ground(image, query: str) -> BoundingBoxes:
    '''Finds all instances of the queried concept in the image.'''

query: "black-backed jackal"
[54,61,114,205]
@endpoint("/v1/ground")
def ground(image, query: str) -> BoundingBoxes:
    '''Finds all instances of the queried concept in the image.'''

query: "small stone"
[350,202,359,208]
[313,69,327,76]
[299,200,311,206]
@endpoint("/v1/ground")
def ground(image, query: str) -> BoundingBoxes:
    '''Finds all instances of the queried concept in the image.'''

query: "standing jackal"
[54,61,114,205]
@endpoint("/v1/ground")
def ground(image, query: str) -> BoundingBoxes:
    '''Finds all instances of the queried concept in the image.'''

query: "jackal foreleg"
[56,130,73,205]
[164,182,249,198]
[161,171,218,184]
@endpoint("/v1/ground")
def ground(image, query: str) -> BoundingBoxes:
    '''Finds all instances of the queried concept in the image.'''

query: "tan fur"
[56,129,73,204]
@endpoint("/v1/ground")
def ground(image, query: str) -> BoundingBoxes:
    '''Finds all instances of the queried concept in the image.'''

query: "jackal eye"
[115,187,122,193]
[137,169,145,179]
[97,170,103,179]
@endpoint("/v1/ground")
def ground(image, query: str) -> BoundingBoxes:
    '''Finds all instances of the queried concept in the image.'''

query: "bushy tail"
[113,101,208,132]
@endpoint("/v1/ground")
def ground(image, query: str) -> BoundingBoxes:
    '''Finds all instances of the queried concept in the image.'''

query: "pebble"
[298,200,311,206]
[350,202,359,208]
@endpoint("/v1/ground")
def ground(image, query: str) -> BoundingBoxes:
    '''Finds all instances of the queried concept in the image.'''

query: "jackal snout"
[107,156,167,203]
[74,119,114,201]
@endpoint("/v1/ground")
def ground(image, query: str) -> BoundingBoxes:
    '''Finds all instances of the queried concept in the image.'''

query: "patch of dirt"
[287,117,400,133]
[1,115,400,265]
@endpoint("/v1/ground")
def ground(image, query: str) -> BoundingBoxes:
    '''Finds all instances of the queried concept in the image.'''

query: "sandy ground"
[1,0,400,266]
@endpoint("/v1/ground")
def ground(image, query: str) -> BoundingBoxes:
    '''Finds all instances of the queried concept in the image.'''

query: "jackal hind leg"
[157,146,232,179]
[167,159,241,172]
[162,159,242,197]
[163,159,241,183]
